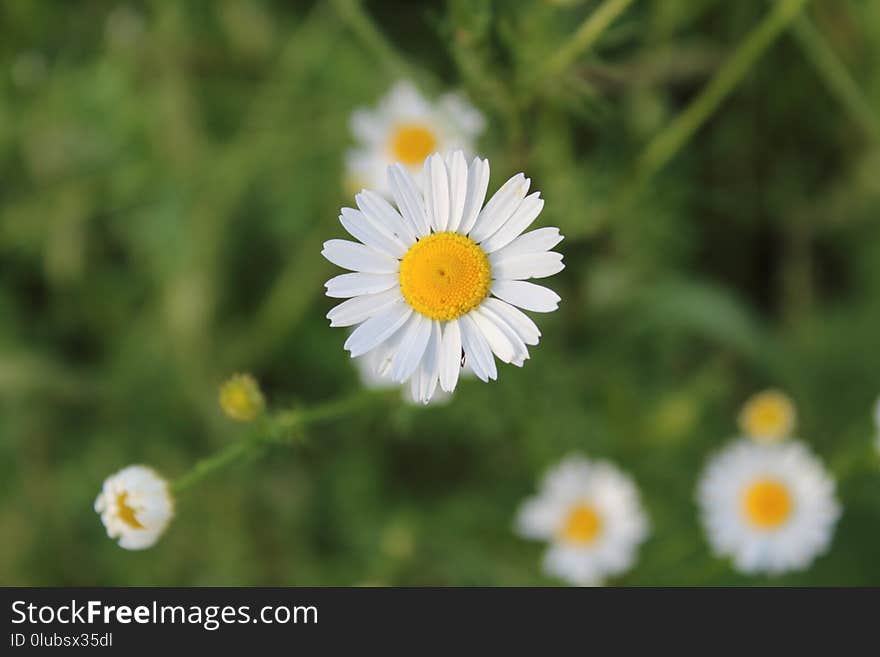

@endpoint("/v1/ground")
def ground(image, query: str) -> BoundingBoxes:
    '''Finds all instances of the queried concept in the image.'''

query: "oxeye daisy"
[697,440,840,576]
[738,389,796,443]
[515,455,649,586]
[346,81,484,196]
[95,465,174,550]
[323,151,564,404]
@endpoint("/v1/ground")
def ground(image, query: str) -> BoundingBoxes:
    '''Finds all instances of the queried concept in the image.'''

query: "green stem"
[171,390,385,494]
[790,15,880,143]
[543,0,634,80]
[635,0,811,183]
[330,0,419,82]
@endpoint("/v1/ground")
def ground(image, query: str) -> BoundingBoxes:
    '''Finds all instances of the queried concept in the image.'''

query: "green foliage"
[1,0,879,585]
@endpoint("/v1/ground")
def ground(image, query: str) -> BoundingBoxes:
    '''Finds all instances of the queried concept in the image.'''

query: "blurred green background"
[2,0,879,586]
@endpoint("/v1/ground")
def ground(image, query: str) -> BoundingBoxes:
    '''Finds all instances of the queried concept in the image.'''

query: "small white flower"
[515,455,649,586]
[697,439,840,576]
[95,465,174,550]
[346,81,484,196]
[324,150,564,404]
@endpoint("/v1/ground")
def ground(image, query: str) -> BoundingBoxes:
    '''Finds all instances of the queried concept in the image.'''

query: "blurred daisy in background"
[324,151,564,404]
[697,440,840,575]
[345,81,484,196]
[95,465,174,550]
[515,455,649,586]
[738,389,796,444]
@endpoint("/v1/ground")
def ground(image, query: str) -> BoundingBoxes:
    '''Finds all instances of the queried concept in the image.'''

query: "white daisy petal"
[390,313,432,383]
[458,156,490,236]
[459,313,497,382]
[355,190,417,245]
[339,208,407,258]
[349,108,385,144]
[343,300,412,357]
[475,305,529,366]
[417,321,442,403]
[470,307,518,365]
[481,298,541,345]
[491,280,561,312]
[446,150,469,233]
[326,287,401,327]
[492,227,564,260]
[469,173,530,243]
[325,272,399,298]
[480,193,544,253]
[438,320,462,393]
[491,251,564,280]
[322,239,399,274]
[424,153,450,232]
[388,163,430,236]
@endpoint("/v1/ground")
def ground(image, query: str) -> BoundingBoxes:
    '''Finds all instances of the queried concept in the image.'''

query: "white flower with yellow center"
[323,150,564,404]
[515,455,649,586]
[95,465,174,550]
[737,389,796,443]
[346,81,484,195]
[697,440,840,575]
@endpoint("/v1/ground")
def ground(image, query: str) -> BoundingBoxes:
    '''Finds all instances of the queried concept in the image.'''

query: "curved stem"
[636,0,811,183]
[171,389,387,494]
[543,0,634,81]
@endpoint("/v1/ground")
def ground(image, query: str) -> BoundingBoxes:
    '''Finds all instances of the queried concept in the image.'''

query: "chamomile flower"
[346,81,484,195]
[515,455,649,586]
[95,465,174,550]
[697,440,840,576]
[738,389,796,443]
[323,151,564,404]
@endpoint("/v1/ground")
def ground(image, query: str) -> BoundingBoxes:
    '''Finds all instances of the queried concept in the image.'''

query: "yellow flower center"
[116,492,144,529]
[219,373,265,422]
[399,232,491,321]
[742,478,793,530]
[559,503,603,545]
[738,390,795,443]
[390,123,438,166]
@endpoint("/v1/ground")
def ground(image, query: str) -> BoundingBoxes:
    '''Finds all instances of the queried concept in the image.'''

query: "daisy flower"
[515,455,649,586]
[95,465,174,550]
[697,440,840,576]
[737,389,796,443]
[346,81,485,196]
[323,151,564,404]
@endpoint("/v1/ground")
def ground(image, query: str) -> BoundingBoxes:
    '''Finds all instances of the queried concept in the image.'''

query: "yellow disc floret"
[399,232,491,321]
[738,389,796,443]
[219,373,265,422]
[390,123,438,166]
[742,478,793,530]
[115,492,144,530]
[559,503,603,545]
